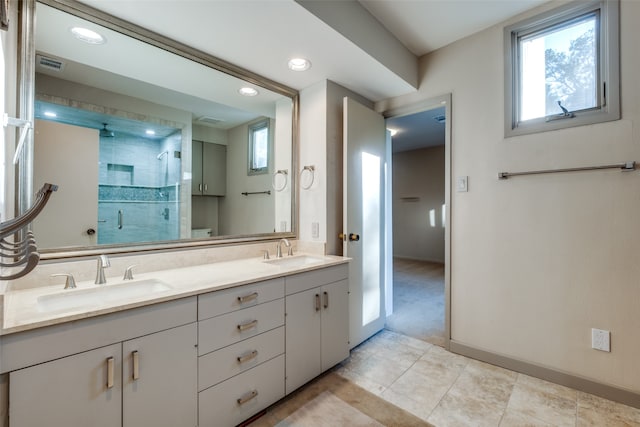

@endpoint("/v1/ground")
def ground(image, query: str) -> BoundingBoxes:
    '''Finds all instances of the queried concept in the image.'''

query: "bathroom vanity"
[0,254,349,427]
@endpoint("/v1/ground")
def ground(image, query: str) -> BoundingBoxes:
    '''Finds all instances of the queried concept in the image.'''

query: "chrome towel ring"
[300,165,315,190]
[272,169,288,192]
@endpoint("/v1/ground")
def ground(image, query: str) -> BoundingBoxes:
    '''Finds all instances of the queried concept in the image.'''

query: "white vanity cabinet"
[197,278,286,427]
[122,323,197,427]
[5,297,198,427]
[9,343,123,427]
[285,264,349,394]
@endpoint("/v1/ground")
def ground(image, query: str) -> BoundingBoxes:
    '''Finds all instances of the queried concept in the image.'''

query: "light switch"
[311,222,319,239]
[456,176,468,192]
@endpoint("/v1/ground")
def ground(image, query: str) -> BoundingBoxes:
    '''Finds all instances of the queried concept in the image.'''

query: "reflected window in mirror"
[248,119,269,175]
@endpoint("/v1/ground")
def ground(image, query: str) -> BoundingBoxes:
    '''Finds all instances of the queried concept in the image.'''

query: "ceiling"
[71,0,547,152]
[76,0,548,103]
[387,107,446,153]
[359,0,547,57]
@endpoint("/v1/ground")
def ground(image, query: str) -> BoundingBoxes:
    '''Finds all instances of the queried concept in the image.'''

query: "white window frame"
[504,0,619,137]
[247,119,270,175]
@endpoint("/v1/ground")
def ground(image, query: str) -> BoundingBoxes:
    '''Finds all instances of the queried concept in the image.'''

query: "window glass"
[504,0,619,137]
[520,13,598,121]
[248,120,269,175]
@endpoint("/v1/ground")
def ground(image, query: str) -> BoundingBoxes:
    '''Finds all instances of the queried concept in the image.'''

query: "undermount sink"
[264,255,324,268]
[37,279,173,313]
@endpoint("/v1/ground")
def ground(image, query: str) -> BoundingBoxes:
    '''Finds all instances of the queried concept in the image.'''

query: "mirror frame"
[18,0,299,260]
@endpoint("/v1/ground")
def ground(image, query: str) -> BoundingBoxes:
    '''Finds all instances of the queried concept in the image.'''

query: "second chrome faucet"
[95,254,110,285]
[276,238,293,258]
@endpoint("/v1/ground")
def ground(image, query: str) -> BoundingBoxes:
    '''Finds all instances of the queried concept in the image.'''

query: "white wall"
[219,118,274,235]
[377,0,640,393]
[299,81,328,246]
[298,80,374,255]
[393,145,445,262]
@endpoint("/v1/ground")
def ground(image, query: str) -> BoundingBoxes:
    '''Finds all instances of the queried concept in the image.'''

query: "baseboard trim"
[449,340,640,409]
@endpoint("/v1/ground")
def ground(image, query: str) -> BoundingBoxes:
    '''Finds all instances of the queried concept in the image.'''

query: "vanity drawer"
[198,278,284,321]
[198,326,284,391]
[198,298,284,356]
[285,264,349,295]
[198,354,284,427]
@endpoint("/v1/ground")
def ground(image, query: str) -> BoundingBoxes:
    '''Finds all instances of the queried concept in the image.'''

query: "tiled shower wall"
[97,132,182,244]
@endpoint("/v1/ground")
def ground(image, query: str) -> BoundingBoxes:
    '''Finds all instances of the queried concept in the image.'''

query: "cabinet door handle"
[132,350,140,380]
[117,210,123,230]
[199,183,203,192]
[237,350,258,364]
[237,319,258,332]
[237,292,258,304]
[323,291,329,309]
[106,357,114,389]
[237,390,258,405]
[315,293,321,311]
[204,183,208,192]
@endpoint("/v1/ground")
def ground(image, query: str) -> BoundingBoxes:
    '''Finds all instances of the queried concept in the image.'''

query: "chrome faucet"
[276,238,292,258]
[95,254,110,285]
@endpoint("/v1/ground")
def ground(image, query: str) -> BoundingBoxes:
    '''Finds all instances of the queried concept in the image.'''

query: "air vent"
[196,116,225,126]
[433,115,446,124]
[36,55,65,72]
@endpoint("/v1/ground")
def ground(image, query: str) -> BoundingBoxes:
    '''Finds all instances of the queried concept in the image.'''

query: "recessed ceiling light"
[70,27,106,45]
[43,111,57,118]
[145,129,156,136]
[288,58,311,71]
[239,87,259,97]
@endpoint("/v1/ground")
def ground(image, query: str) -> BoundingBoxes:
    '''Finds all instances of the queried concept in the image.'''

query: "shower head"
[100,123,114,138]
[157,151,168,160]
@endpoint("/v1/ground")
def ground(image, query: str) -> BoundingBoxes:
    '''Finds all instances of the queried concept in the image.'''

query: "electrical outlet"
[311,222,319,239]
[591,328,610,352]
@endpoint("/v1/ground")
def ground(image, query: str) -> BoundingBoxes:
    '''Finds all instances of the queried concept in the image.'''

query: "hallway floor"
[338,329,640,426]
[385,258,445,347]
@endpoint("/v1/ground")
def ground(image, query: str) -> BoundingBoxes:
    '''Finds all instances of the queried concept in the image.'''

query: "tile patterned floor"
[336,329,640,426]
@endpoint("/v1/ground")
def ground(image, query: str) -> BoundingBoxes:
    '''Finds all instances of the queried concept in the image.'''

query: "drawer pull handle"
[237,350,258,364]
[315,293,321,311]
[323,291,329,309]
[237,319,258,332]
[237,292,259,304]
[132,350,140,380]
[237,390,258,405]
[106,357,114,389]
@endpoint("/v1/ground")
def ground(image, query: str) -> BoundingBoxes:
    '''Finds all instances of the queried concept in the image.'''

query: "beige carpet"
[385,258,445,347]
[245,371,434,427]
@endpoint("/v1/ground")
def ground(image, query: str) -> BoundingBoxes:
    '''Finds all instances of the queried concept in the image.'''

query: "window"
[248,120,269,175]
[504,0,619,137]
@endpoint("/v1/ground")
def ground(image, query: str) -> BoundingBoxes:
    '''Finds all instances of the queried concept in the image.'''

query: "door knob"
[86,228,96,235]
[349,233,360,242]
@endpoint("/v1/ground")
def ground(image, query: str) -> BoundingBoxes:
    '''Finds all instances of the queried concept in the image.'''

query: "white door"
[33,119,99,248]
[343,97,387,349]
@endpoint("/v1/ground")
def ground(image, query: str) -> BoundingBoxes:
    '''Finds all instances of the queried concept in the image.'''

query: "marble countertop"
[2,253,349,335]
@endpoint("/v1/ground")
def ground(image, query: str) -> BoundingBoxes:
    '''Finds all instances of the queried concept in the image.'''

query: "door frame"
[381,93,452,350]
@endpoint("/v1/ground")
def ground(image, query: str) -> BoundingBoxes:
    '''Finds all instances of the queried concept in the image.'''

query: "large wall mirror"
[17,0,298,258]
